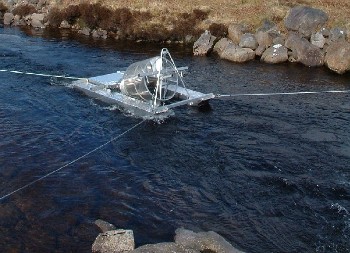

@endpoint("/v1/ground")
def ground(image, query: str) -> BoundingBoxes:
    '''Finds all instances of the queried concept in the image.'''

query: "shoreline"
[0,1,350,74]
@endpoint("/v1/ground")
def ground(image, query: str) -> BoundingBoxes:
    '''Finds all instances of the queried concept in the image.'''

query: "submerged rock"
[94,219,117,233]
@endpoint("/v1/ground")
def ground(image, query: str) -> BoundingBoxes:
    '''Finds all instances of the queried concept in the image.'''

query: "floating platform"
[71,49,214,118]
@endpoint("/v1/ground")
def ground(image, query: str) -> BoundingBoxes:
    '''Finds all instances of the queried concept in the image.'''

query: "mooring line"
[215,89,350,98]
[0,69,87,80]
[0,119,146,202]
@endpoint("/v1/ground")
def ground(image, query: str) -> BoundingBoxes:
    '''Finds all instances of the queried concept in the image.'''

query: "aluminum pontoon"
[72,48,214,118]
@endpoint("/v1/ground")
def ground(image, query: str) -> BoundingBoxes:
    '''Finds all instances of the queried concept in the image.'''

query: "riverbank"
[0,0,349,74]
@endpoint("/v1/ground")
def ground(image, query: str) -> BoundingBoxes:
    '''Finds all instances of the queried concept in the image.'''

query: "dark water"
[0,27,349,253]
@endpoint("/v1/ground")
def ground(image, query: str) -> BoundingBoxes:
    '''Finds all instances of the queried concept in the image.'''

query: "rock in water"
[285,32,324,67]
[325,41,350,74]
[284,6,328,38]
[174,228,245,253]
[31,13,45,28]
[193,30,216,56]
[3,13,14,25]
[94,219,117,233]
[129,242,200,253]
[220,43,255,63]
[261,44,288,64]
[92,229,135,253]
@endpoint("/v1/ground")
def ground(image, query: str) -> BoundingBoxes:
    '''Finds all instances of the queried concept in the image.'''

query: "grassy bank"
[54,0,349,29]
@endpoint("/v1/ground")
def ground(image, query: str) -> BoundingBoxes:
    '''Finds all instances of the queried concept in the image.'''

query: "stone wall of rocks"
[193,6,350,74]
[1,2,349,74]
[92,219,245,253]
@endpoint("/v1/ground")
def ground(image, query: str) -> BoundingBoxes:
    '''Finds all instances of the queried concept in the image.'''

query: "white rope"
[0,119,146,202]
[0,69,87,80]
[216,90,350,98]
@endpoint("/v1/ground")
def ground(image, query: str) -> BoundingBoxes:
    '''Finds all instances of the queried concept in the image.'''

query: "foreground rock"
[284,6,328,37]
[175,228,244,253]
[285,32,324,67]
[92,229,135,253]
[92,226,245,253]
[129,242,199,253]
[325,41,350,74]
[193,30,216,56]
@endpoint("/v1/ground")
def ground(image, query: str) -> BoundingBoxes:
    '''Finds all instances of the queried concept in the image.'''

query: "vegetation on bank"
[54,0,349,30]
[47,3,212,41]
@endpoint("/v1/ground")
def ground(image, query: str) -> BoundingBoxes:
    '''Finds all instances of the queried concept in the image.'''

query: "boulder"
[94,219,117,233]
[329,28,347,42]
[129,242,199,253]
[78,27,91,36]
[30,13,45,28]
[12,15,26,26]
[216,39,255,63]
[325,41,350,74]
[92,29,108,39]
[3,12,14,25]
[92,229,135,253]
[255,30,273,48]
[255,45,267,57]
[227,23,250,44]
[256,19,277,33]
[284,6,328,38]
[320,27,330,37]
[193,30,216,56]
[174,228,245,253]
[59,20,70,29]
[272,36,285,46]
[285,32,324,67]
[213,38,231,55]
[311,32,325,48]
[239,33,258,50]
[261,44,288,64]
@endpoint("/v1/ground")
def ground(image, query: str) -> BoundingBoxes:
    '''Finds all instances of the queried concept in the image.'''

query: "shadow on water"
[0,26,350,253]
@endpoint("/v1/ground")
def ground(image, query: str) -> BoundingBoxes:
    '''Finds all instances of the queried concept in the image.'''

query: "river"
[0,27,349,253]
